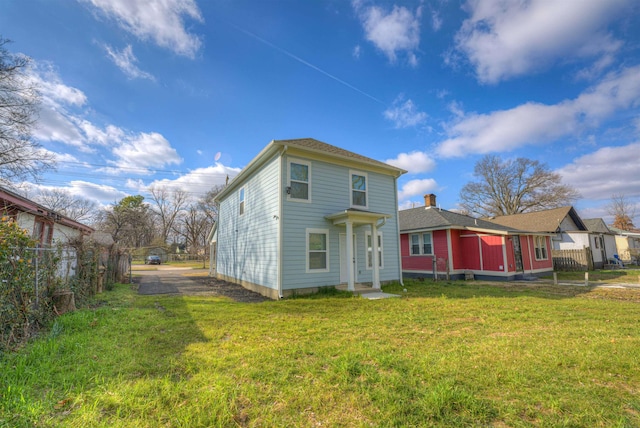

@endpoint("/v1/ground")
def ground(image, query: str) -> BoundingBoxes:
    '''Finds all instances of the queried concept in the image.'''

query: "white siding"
[52,223,83,244]
[555,232,590,250]
[216,154,281,290]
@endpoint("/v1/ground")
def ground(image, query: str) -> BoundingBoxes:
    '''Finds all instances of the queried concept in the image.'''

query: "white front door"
[339,233,357,284]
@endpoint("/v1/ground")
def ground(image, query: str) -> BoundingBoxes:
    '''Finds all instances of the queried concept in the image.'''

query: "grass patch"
[544,267,640,284]
[1,280,639,426]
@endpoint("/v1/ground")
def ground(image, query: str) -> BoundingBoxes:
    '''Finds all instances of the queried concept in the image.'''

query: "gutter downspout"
[394,176,404,286]
[277,145,288,299]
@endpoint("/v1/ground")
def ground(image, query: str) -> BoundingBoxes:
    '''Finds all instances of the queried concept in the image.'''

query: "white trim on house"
[365,231,384,270]
[238,186,246,216]
[306,228,330,273]
[349,170,368,209]
[287,158,312,203]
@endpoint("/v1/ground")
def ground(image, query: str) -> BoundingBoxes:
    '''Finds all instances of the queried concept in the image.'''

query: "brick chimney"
[424,194,436,208]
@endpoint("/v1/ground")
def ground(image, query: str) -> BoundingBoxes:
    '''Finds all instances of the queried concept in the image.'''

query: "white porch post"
[371,222,380,290]
[346,221,355,291]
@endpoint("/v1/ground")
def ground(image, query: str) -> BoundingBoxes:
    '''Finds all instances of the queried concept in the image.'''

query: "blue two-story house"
[212,138,406,299]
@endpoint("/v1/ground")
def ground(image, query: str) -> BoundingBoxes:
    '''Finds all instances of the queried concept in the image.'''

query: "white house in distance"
[0,186,94,280]
[211,138,406,299]
[583,218,619,268]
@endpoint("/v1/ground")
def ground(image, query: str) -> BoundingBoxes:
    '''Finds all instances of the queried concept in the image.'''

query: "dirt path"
[132,266,269,303]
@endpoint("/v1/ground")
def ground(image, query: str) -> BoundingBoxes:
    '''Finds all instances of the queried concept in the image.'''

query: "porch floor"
[336,283,400,300]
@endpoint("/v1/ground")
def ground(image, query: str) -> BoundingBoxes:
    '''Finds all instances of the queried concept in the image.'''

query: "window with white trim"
[422,233,432,255]
[534,236,548,260]
[350,171,367,208]
[307,229,329,272]
[239,187,245,215]
[410,232,433,255]
[366,232,384,269]
[288,160,310,201]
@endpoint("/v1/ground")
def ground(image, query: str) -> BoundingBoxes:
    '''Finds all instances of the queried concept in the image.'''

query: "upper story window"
[289,160,310,201]
[410,232,433,255]
[534,236,548,260]
[239,187,245,215]
[350,171,368,208]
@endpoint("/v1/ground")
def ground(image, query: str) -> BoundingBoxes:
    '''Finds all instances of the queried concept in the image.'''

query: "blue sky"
[1,0,639,222]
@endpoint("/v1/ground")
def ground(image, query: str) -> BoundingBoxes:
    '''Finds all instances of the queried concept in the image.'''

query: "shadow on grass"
[0,283,212,426]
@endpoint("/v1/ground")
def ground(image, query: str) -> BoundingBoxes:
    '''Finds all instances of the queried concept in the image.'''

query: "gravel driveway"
[133,266,269,303]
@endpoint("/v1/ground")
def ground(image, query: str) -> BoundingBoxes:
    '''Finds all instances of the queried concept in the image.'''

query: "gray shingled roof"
[399,206,524,233]
[216,138,406,201]
[583,218,612,233]
[274,138,406,175]
[483,206,587,233]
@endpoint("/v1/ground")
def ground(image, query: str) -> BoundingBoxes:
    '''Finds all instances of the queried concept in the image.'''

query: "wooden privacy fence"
[552,248,593,271]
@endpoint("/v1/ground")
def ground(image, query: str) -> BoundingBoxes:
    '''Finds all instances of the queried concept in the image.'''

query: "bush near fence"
[0,218,128,352]
[552,248,594,271]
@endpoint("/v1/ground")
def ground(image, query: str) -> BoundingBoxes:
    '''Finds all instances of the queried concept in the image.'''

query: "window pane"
[309,233,326,251]
[309,252,327,269]
[352,190,366,206]
[291,163,308,181]
[423,233,432,254]
[290,182,308,199]
[352,174,366,191]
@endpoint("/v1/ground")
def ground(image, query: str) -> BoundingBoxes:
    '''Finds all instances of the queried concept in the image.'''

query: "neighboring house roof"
[484,206,587,233]
[609,226,640,237]
[216,138,407,201]
[399,206,528,235]
[0,186,94,234]
[583,218,613,234]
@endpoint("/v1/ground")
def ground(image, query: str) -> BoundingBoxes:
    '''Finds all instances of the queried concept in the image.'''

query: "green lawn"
[545,267,640,284]
[1,280,639,427]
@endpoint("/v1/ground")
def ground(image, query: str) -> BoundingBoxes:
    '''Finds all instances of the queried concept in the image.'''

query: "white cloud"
[111,132,182,169]
[557,142,640,201]
[437,65,640,157]
[354,2,421,66]
[104,44,155,81]
[34,108,88,149]
[352,45,361,59]
[398,178,438,201]
[82,0,203,58]
[386,151,435,174]
[145,163,241,195]
[383,96,428,128]
[67,181,128,205]
[28,61,183,173]
[455,0,631,83]
[431,10,442,31]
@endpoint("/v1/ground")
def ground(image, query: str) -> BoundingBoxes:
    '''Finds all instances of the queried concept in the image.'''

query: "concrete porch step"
[336,283,400,299]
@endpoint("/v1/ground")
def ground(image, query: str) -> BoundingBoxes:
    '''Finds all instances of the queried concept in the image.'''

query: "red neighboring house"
[399,195,554,281]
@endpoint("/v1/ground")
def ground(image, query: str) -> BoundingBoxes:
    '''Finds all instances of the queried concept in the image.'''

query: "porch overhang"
[325,209,391,293]
[325,209,391,226]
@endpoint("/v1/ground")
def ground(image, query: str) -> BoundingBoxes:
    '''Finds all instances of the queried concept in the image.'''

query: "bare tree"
[34,188,98,223]
[148,185,189,244]
[181,204,210,253]
[460,155,580,217]
[607,194,636,230]
[198,184,223,223]
[0,38,54,184]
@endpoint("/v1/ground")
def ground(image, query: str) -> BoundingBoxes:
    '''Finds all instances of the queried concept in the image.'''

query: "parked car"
[145,255,161,265]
